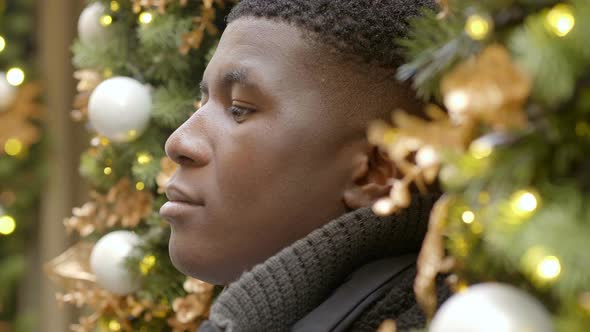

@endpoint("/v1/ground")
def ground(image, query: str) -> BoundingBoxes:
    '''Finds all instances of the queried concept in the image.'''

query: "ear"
[343,146,397,209]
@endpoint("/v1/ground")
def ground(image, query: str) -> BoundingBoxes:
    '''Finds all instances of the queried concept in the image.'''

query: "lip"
[160,184,205,223]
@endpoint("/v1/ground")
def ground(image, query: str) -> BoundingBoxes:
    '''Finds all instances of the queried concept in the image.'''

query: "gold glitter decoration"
[72,70,103,122]
[441,45,531,130]
[414,195,455,319]
[0,83,43,156]
[377,320,397,332]
[157,156,178,194]
[64,178,153,236]
[179,0,226,55]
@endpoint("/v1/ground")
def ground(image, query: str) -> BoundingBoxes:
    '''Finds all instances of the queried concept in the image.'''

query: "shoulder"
[351,269,450,332]
[293,255,451,332]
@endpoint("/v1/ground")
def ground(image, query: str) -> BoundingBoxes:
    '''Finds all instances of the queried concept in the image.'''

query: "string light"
[444,90,469,115]
[127,129,138,139]
[0,215,16,235]
[136,152,152,165]
[140,254,156,275]
[536,255,561,281]
[461,210,475,224]
[100,14,113,27]
[0,36,5,53]
[104,167,112,175]
[110,1,120,12]
[136,182,145,191]
[4,138,23,156]
[575,121,590,137]
[138,12,153,25]
[546,4,575,37]
[522,246,561,284]
[103,68,113,78]
[465,14,492,40]
[478,191,491,204]
[469,139,493,160]
[100,137,110,146]
[372,198,396,216]
[6,67,25,86]
[108,319,121,331]
[415,146,439,168]
[510,189,539,218]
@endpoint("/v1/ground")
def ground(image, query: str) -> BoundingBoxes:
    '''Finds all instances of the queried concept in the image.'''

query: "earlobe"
[343,147,397,210]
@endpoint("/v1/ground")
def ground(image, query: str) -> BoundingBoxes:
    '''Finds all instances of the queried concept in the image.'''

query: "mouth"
[160,185,205,222]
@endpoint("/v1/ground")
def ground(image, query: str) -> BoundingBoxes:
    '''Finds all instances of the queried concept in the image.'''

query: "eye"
[228,104,255,123]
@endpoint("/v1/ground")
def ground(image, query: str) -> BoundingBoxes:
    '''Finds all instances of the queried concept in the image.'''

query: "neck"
[208,194,438,332]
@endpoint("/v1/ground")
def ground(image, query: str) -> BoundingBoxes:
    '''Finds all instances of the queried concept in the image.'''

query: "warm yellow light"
[461,210,475,224]
[444,90,469,115]
[469,140,493,160]
[546,4,575,37]
[103,68,113,78]
[136,182,145,191]
[104,167,112,175]
[108,319,121,331]
[110,1,120,12]
[575,121,590,137]
[137,153,152,165]
[100,137,110,146]
[510,190,539,217]
[0,36,5,53]
[138,12,153,25]
[536,256,561,281]
[100,14,113,26]
[4,138,23,156]
[6,67,25,86]
[416,146,439,168]
[478,191,491,204]
[372,198,395,216]
[465,14,492,40]
[140,254,156,275]
[127,129,137,139]
[0,215,16,235]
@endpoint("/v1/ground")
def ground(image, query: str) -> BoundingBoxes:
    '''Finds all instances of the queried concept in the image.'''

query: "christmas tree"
[46,1,234,331]
[370,0,590,331]
[0,0,45,331]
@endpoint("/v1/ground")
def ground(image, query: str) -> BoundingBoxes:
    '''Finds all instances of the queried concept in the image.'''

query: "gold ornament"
[179,0,225,54]
[183,278,214,294]
[377,320,397,332]
[72,70,103,122]
[64,178,153,236]
[0,83,43,156]
[414,196,455,319]
[441,45,531,130]
[157,157,178,194]
[45,242,97,289]
[172,294,206,324]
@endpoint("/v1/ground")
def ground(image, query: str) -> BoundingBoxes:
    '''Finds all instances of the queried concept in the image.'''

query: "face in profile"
[160,18,401,284]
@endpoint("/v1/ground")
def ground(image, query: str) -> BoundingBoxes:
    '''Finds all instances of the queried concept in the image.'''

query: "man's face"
[161,19,374,284]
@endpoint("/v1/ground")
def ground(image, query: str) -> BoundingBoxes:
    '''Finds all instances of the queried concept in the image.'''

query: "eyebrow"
[199,68,251,95]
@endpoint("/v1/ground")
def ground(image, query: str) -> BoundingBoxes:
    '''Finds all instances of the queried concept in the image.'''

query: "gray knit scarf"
[205,195,437,332]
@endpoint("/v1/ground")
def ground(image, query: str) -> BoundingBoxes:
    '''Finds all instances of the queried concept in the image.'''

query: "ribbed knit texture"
[207,195,438,332]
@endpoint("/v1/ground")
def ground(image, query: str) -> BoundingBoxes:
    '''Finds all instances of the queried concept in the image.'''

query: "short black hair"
[227,0,437,70]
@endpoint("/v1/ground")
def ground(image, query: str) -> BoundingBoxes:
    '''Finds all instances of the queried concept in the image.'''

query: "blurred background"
[1,0,88,331]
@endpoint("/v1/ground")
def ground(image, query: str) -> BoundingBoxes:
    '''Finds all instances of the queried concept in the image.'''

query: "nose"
[165,113,212,168]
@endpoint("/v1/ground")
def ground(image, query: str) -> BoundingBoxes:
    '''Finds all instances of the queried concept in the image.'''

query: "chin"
[168,230,241,285]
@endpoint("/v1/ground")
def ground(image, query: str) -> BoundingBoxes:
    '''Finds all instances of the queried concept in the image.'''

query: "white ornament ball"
[90,230,141,295]
[78,2,107,45]
[0,73,16,112]
[431,283,553,332]
[88,76,152,142]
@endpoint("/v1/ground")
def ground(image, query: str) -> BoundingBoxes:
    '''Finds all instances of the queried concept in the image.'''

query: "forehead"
[204,19,317,83]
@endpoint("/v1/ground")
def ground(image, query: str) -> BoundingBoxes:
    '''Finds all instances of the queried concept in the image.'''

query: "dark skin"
[161,18,416,285]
